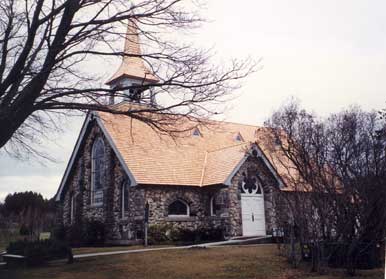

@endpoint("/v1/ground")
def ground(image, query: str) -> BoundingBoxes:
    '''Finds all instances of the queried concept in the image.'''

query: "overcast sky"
[1,0,385,201]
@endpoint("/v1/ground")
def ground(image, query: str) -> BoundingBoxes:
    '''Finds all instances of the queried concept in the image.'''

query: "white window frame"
[210,196,216,216]
[168,199,190,218]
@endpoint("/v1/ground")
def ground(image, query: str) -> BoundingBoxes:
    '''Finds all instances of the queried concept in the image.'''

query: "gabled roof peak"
[234,132,244,142]
[192,128,201,137]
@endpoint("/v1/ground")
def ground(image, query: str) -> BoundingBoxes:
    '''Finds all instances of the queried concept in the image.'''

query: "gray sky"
[1,0,385,201]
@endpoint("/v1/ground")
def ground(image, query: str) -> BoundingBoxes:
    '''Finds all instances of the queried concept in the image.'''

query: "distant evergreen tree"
[2,191,56,238]
[3,191,54,217]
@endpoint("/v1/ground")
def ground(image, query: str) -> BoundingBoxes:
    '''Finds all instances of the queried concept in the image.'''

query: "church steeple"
[106,19,159,104]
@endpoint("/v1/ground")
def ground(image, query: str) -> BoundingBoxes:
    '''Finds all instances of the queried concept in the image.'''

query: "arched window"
[209,196,217,216]
[121,180,129,218]
[168,200,189,217]
[70,193,75,224]
[91,137,105,205]
[240,172,264,195]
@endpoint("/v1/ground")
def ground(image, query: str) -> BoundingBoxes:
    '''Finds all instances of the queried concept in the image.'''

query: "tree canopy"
[0,0,255,158]
[2,191,54,217]
[266,100,386,273]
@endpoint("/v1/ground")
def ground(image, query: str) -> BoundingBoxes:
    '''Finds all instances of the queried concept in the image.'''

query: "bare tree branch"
[0,0,257,158]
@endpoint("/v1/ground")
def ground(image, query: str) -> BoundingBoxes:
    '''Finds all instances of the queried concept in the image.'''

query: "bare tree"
[0,0,255,157]
[265,100,386,275]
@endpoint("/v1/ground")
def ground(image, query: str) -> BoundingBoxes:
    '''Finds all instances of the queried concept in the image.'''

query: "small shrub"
[198,227,224,242]
[52,224,66,241]
[7,239,28,255]
[148,224,177,244]
[24,242,48,266]
[47,240,70,259]
[82,220,105,246]
[176,227,225,244]
[324,241,384,269]
[19,224,29,236]
[148,225,225,245]
[177,228,197,243]
[6,239,71,266]
[66,223,83,247]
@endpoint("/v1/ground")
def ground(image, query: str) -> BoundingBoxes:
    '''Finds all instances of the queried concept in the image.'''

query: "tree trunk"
[0,109,33,148]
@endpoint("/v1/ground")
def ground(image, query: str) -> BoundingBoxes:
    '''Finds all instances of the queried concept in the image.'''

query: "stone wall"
[142,185,225,232]
[109,164,146,243]
[228,155,281,236]
[59,120,284,243]
[60,121,137,243]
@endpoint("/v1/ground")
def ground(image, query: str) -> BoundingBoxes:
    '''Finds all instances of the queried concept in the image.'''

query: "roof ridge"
[207,142,251,153]
[199,151,208,187]
[208,118,262,128]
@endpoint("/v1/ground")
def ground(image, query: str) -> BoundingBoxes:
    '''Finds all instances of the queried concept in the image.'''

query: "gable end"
[55,112,137,202]
[223,143,285,189]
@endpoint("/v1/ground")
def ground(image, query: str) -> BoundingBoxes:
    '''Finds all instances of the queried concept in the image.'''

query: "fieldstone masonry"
[59,121,282,244]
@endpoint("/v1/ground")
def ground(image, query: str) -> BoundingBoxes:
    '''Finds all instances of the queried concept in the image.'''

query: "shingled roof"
[56,102,308,201]
[94,103,298,188]
[98,111,249,186]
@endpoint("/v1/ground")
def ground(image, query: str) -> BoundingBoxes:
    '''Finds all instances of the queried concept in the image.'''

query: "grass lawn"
[0,244,383,279]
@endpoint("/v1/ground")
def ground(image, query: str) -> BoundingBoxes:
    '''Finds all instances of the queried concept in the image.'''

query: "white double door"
[241,194,266,236]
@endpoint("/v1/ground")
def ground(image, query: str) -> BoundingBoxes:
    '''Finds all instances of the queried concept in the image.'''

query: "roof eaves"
[223,153,249,187]
[252,142,286,189]
[95,113,138,187]
[105,72,159,86]
[55,113,92,201]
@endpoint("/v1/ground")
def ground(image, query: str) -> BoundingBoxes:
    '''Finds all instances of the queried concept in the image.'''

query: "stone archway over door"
[240,177,266,236]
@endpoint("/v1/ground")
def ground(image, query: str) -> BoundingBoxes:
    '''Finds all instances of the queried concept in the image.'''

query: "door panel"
[241,195,266,236]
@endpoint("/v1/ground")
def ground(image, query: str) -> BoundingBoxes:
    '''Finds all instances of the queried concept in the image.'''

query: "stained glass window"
[91,137,105,205]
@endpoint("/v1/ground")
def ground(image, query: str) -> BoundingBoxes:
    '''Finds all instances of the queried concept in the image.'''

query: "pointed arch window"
[168,200,189,217]
[121,180,130,218]
[209,196,218,216]
[91,137,105,206]
[70,192,75,224]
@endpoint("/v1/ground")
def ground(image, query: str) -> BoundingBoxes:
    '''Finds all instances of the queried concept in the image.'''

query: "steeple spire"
[106,19,159,86]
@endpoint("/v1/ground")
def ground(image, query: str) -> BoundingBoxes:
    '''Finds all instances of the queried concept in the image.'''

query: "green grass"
[0,244,383,279]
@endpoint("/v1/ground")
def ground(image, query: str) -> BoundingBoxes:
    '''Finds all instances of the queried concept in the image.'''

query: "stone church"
[55,21,296,244]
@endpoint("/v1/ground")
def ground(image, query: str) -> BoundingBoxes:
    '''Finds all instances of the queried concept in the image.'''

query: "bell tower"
[106,19,159,105]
